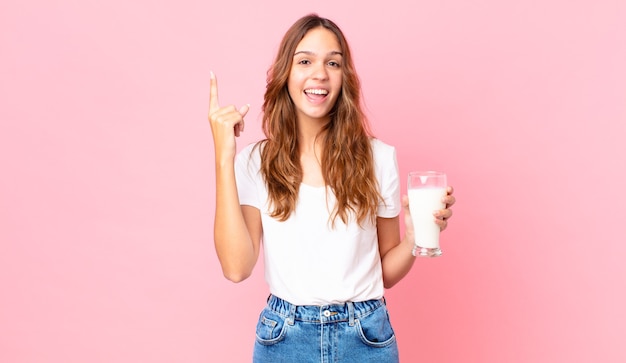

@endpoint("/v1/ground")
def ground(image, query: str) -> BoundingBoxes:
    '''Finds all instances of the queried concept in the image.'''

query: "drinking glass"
[408,171,447,257]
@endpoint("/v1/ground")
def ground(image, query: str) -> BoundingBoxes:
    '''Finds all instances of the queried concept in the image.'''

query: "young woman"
[209,14,455,363]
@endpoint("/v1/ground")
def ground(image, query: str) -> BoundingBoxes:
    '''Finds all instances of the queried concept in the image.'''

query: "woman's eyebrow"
[293,50,343,56]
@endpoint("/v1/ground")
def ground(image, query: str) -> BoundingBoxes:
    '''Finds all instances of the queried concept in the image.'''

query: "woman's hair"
[259,13,381,226]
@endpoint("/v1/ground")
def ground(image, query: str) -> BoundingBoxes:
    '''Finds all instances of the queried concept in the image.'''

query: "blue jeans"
[253,295,399,363]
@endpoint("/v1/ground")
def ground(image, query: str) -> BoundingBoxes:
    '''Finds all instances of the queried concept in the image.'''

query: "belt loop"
[347,301,355,326]
[287,301,296,326]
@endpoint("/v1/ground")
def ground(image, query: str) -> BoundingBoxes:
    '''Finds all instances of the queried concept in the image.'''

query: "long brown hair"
[259,14,381,226]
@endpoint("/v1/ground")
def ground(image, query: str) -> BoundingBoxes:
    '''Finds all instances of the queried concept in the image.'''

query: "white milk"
[408,187,447,248]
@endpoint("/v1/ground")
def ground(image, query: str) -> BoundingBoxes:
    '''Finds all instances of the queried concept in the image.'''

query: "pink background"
[2,0,625,362]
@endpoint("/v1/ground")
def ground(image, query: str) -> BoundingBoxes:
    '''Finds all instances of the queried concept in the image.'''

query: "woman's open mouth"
[304,89,329,104]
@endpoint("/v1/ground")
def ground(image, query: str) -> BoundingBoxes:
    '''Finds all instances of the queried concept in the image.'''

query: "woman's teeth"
[304,89,328,95]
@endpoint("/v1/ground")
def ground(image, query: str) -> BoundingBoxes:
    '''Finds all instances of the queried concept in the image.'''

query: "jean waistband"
[265,294,386,326]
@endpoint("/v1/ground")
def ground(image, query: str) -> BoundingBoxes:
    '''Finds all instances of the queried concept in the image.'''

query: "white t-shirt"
[234,138,401,305]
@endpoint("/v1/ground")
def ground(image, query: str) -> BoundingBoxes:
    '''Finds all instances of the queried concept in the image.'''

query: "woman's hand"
[208,71,249,162]
[434,186,455,231]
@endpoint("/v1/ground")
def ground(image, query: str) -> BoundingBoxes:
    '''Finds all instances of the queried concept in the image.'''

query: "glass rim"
[408,170,446,176]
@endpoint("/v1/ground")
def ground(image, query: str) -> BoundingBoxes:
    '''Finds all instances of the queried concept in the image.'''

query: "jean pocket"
[355,306,396,348]
[255,308,289,346]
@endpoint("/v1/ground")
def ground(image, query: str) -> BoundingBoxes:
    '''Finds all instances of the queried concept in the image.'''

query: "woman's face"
[288,26,343,125]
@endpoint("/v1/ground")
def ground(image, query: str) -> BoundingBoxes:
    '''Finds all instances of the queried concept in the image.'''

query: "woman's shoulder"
[235,141,267,176]
[370,138,400,192]
[237,140,265,161]
[369,137,396,157]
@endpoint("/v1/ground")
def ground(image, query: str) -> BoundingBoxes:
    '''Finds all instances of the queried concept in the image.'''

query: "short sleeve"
[373,139,401,218]
[234,143,262,209]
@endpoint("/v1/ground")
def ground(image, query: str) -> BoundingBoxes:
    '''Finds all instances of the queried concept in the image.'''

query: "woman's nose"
[311,62,328,80]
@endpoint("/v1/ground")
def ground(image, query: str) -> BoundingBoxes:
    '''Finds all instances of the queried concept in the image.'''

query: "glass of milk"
[408,171,447,257]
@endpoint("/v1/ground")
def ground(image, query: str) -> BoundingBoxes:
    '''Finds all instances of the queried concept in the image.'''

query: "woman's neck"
[297,117,328,154]
[297,118,328,187]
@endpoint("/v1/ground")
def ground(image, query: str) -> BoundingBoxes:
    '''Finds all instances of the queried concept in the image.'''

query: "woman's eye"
[328,61,341,67]
[298,59,311,65]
